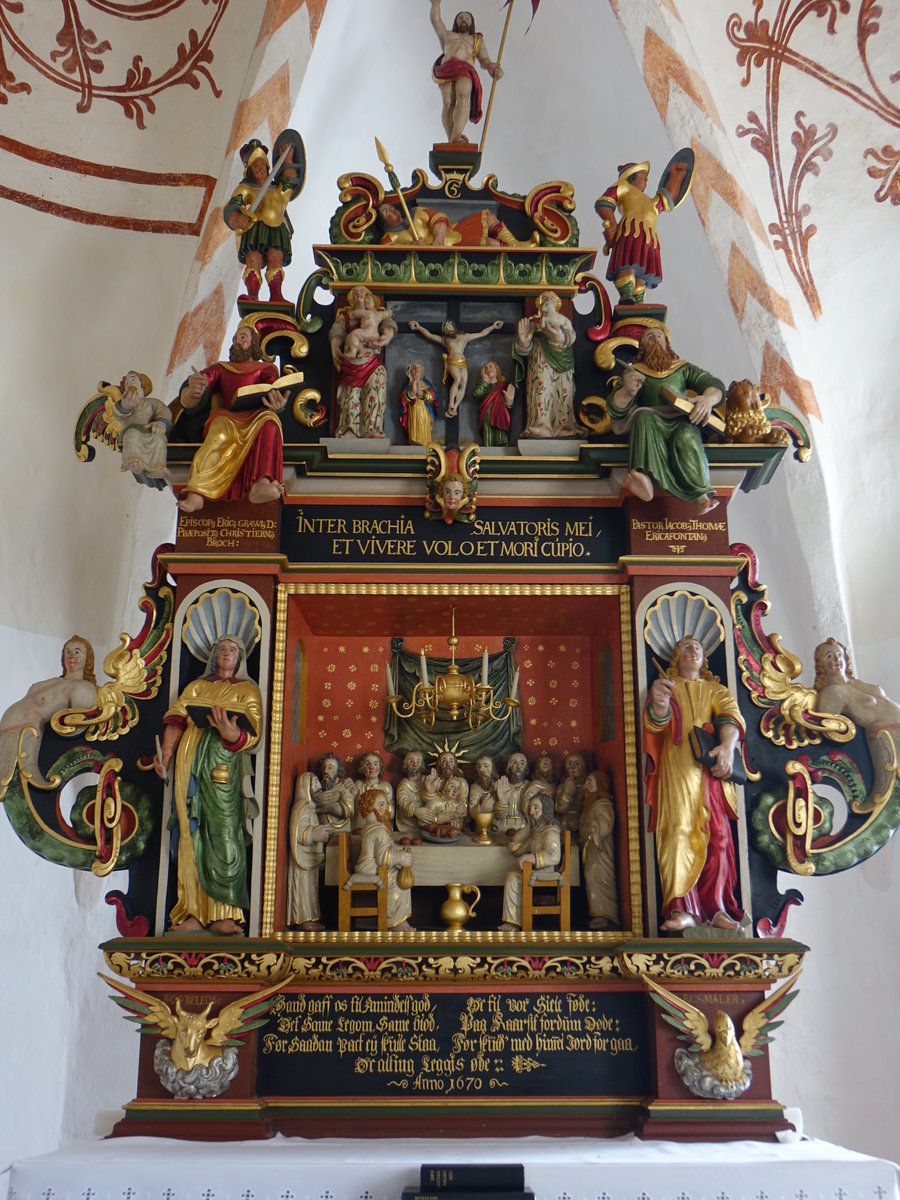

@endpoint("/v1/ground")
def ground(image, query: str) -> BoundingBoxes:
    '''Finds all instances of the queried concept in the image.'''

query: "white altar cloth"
[6,1135,898,1200]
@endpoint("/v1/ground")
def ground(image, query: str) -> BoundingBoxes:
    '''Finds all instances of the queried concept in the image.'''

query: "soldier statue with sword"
[224,129,306,304]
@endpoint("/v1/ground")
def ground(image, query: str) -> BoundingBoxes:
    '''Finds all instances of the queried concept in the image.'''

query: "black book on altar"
[418,1164,526,1192]
[405,1191,532,1200]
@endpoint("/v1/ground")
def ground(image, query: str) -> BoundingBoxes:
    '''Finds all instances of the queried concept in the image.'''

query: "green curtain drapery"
[384,645,522,759]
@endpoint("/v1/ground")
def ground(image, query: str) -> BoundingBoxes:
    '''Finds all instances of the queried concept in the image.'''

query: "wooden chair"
[336,831,389,932]
[520,829,571,931]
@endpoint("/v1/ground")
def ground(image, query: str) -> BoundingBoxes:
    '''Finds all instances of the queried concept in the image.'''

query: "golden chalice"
[472,806,494,846]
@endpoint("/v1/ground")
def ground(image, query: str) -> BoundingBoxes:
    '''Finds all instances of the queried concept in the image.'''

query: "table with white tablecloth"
[7,1133,899,1200]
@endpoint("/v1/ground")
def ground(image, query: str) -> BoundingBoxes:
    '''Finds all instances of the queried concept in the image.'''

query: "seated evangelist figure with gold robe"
[175,325,287,513]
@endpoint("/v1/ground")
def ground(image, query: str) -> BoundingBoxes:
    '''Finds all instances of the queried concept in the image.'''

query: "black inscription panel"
[281,504,627,567]
[258,987,649,1099]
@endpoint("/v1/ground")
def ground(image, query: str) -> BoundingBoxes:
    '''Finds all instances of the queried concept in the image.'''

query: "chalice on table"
[472,806,494,845]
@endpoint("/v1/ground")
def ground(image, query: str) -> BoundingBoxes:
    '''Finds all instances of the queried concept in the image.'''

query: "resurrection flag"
[503,0,542,29]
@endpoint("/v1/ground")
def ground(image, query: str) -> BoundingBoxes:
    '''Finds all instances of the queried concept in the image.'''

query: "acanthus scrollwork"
[727,0,900,316]
[0,0,227,127]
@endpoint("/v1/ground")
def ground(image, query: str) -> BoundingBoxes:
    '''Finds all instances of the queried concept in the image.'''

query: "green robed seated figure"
[607,325,724,515]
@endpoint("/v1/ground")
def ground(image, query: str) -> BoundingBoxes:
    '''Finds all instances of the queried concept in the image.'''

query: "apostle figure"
[353,750,394,823]
[315,752,356,832]
[396,749,427,836]
[644,637,745,933]
[287,772,333,931]
[354,789,415,931]
[608,326,724,515]
[555,752,587,835]
[175,326,286,513]
[498,791,562,931]
[468,753,499,820]
[493,751,530,834]
[579,768,618,931]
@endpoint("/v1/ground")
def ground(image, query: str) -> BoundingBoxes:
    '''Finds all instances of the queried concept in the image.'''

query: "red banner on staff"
[503,0,542,28]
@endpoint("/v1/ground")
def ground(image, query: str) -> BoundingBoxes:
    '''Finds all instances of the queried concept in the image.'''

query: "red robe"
[188,359,282,501]
[433,57,484,124]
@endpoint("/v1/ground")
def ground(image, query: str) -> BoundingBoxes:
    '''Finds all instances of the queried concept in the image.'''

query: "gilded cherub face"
[441,480,465,510]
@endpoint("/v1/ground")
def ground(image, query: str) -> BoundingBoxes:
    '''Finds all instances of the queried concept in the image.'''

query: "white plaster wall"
[0,1,267,1167]
[671,1,900,676]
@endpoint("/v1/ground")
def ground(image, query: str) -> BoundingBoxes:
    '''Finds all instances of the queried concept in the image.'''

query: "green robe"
[166,675,261,925]
[609,360,723,501]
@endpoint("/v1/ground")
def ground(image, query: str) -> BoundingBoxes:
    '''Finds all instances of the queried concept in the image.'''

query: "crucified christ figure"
[409,318,502,417]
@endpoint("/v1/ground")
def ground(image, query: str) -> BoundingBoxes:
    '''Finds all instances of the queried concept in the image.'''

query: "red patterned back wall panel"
[285,625,623,779]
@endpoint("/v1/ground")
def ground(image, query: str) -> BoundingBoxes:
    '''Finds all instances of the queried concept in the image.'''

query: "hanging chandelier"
[385,608,519,731]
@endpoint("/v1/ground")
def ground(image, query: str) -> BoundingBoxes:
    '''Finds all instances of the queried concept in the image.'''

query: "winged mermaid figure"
[733,546,899,812]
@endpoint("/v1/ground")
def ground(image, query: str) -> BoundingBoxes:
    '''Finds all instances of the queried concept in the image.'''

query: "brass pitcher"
[440,882,480,931]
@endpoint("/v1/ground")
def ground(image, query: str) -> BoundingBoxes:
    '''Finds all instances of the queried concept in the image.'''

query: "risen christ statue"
[430,3,503,144]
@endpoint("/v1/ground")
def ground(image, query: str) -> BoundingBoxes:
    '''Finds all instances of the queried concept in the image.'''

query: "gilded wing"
[99,972,178,1040]
[51,556,174,742]
[732,560,855,749]
[757,635,854,747]
[738,971,801,1058]
[425,442,448,515]
[643,974,712,1053]
[425,441,448,485]
[208,975,296,1049]
[458,443,480,490]
[74,383,125,462]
